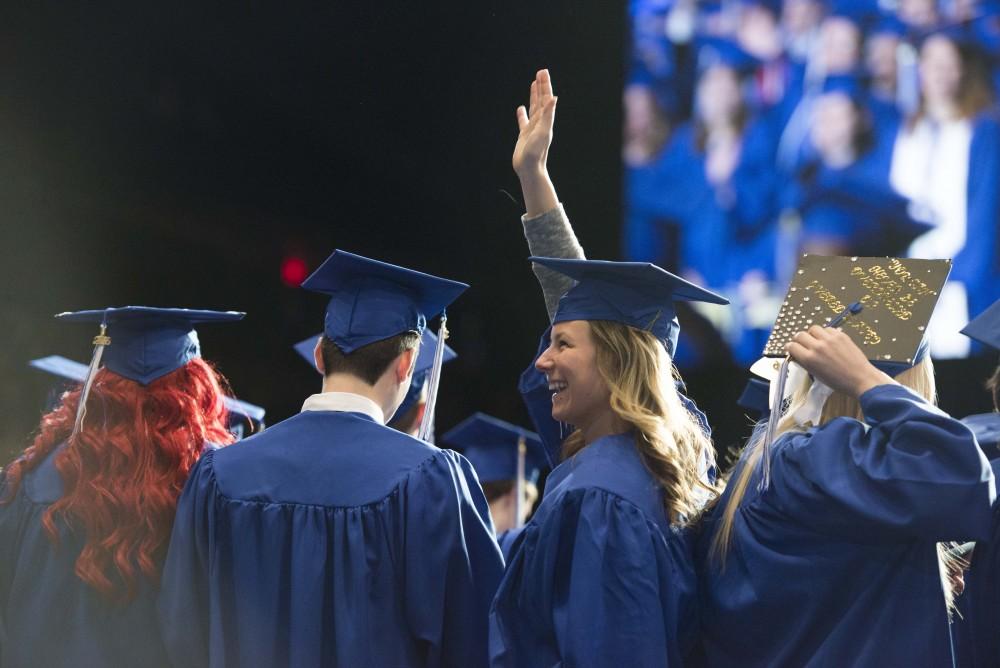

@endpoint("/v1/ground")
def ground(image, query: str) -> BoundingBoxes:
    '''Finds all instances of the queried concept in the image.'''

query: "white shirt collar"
[301,392,385,425]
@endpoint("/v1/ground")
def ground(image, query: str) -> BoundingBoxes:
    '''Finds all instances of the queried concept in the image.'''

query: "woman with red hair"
[0,307,243,668]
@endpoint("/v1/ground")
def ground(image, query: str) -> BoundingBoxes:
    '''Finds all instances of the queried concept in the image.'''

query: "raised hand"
[513,69,558,178]
[785,326,895,398]
[513,69,559,217]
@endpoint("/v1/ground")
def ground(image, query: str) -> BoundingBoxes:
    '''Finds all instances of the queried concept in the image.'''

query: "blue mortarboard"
[55,307,245,385]
[870,13,908,37]
[293,334,323,370]
[393,329,458,418]
[963,412,1000,456]
[695,36,761,75]
[820,73,867,100]
[737,377,772,420]
[962,299,1000,351]
[301,250,468,354]
[799,180,933,256]
[442,413,547,485]
[29,350,265,439]
[529,257,730,356]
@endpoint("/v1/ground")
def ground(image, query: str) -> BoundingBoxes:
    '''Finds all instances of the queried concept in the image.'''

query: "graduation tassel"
[417,312,449,443]
[70,319,111,440]
[514,434,527,529]
[758,301,863,491]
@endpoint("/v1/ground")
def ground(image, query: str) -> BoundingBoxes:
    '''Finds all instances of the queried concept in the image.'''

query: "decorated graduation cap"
[529,257,729,357]
[442,412,547,528]
[961,298,1000,351]
[301,250,468,441]
[754,254,951,487]
[53,307,246,437]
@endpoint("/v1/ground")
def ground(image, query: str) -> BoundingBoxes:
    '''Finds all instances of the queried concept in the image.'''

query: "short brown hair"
[320,331,421,386]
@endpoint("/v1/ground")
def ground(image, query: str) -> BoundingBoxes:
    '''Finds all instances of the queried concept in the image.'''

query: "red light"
[280,256,309,287]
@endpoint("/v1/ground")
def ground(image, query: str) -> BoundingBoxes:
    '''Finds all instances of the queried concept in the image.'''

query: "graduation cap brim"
[528,257,730,306]
[762,255,951,365]
[56,306,245,325]
[223,396,266,422]
[442,412,546,482]
[961,298,1000,350]
[301,250,469,321]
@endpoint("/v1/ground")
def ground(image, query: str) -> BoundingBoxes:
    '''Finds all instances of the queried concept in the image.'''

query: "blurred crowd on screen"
[624,0,1000,366]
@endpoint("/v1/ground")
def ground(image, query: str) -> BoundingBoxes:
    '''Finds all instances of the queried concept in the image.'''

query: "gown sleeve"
[766,383,996,542]
[490,488,693,668]
[157,451,218,668]
[402,450,505,668]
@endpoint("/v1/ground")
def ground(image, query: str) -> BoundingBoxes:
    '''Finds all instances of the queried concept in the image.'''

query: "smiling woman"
[488,69,730,668]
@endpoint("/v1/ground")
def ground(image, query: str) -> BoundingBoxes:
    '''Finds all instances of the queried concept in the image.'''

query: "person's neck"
[578,409,629,445]
[321,374,393,423]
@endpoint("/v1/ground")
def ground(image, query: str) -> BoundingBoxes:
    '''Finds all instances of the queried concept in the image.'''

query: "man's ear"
[313,338,326,376]
[395,347,417,384]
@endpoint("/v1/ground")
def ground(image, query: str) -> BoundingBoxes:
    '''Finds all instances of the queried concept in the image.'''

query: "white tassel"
[759,355,791,491]
[514,435,527,529]
[70,321,111,440]
[416,313,449,443]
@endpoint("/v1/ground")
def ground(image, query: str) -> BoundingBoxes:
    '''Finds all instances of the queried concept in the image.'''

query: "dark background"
[1,3,994,464]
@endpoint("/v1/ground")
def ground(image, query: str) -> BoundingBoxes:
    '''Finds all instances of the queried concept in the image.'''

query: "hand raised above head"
[784,326,895,398]
[513,69,558,178]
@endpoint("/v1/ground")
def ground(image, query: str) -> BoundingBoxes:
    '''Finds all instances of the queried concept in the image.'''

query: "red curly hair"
[1,357,234,602]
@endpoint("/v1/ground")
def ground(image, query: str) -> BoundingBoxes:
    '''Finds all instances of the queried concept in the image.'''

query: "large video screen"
[623,0,1000,367]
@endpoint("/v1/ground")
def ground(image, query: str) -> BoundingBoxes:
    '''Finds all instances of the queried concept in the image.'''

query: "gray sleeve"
[521,204,586,321]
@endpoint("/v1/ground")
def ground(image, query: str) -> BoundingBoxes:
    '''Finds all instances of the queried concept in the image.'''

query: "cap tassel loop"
[71,321,111,440]
[417,312,449,443]
[514,435,527,529]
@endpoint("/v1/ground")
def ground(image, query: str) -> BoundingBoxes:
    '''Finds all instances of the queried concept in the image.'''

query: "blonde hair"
[561,320,720,524]
[709,357,962,610]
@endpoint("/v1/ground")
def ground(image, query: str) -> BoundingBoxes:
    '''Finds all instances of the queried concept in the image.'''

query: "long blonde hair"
[709,358,963,610]
[561,320,720,524]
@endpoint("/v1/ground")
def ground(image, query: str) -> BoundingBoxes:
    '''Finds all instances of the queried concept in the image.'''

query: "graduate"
[0,307,242,668]
[490,69,729,668]
[697,257,996,667]
[28,354,266,440]
[295,328,457,438]
[953,298,1000,667]
[441,413,547,555]
[158,250,504,668]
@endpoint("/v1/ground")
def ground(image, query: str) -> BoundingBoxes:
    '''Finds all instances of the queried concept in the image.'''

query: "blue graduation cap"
[962,298,1000,351]
[798,179,933,256]
[395,329,458,419]
[29,355,89,383]
[820,73,867,101]
[293,334,322,370]
[29,347,265,440]
[695,36,761,75]
[528,257,730,356]
[300,250,468,355]
[55,307,245,385]
[963,412,1000,457]
[737,377,771,420]
[442,413,547,487]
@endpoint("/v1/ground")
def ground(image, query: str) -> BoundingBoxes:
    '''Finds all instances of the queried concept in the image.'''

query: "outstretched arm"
[513,69,586,321]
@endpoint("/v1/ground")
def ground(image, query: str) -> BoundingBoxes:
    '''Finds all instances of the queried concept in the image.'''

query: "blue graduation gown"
[158,410,505,668]
[697,384,995,667]
[0,445,171,668]
[489,432,699,668]
[958,114,1000,322]
[953,413,1000,667]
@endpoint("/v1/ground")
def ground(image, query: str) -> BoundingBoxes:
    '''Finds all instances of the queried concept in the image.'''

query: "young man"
[159,250,504,668]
